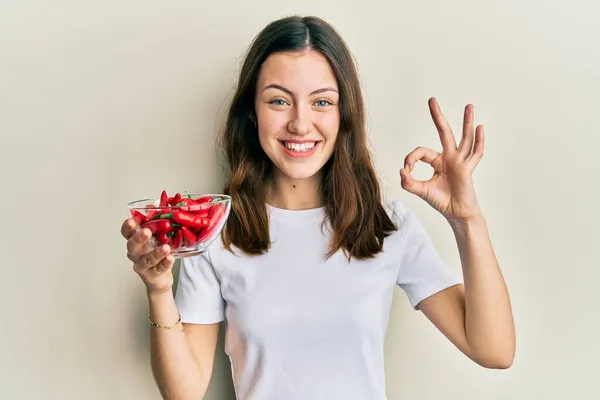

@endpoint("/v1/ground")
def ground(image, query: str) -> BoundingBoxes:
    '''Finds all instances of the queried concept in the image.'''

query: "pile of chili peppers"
[130,190,227,249]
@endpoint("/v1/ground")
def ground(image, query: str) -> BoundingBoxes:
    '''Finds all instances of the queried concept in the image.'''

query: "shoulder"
[179,234,227,273]
[380,195,434,249]
[201,230,249,269]
[381,195,413,230]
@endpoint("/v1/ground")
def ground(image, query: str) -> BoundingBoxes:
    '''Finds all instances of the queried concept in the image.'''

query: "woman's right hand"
[121,218,175,296]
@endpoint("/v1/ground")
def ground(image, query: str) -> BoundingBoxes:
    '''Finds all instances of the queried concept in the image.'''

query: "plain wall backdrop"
[1,0,598,399]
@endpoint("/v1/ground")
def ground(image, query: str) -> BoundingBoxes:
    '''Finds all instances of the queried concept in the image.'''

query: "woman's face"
[254,49,340,182]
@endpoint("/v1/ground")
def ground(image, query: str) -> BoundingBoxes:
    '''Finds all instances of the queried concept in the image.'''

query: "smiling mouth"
[279,140,319,152]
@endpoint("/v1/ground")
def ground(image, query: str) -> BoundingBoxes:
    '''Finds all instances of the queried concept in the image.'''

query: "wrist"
[147,287,174,302]
[146,287,182,330]
[447,212,487,234]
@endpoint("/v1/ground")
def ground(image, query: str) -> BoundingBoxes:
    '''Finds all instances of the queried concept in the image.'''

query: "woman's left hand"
[400,98,484,223]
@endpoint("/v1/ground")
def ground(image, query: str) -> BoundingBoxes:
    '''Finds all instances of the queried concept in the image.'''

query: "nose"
[287,106,312,136]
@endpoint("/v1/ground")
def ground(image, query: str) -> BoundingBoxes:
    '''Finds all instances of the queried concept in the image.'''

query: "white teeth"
[284,141,316,152]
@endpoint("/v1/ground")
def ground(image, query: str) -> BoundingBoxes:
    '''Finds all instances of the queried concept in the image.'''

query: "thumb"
[400,168,428,199]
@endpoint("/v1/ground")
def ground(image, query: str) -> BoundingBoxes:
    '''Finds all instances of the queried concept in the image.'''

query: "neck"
[266,169,323,210]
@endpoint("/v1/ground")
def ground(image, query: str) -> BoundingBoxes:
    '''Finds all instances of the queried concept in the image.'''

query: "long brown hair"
[218,15,397,260]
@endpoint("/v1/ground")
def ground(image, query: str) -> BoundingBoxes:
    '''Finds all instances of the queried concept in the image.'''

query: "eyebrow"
[262,83,338,96]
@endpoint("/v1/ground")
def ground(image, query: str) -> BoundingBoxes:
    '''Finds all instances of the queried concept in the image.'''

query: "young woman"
[121,15,515,400]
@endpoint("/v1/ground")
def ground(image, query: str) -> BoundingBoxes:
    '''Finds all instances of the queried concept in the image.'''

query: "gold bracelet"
[148,312,183,331]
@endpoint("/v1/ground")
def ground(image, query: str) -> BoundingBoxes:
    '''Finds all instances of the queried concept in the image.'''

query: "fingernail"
[161,245,169,254]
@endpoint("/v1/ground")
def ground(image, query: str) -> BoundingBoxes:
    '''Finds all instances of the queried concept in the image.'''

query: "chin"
[278,165,323,181]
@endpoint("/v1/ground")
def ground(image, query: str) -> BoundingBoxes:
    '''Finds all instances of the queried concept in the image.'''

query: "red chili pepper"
[176,198,193,206]
[141,219,173,234]
[156,232,171,245]
[210,203,226,219]
[180,226,197,247]
[170,230,183,248]
[167,211,210,229]
[167,193,182,206]
[197,203,226,243]
[160,190,168,207]
[180,201,212,215]
[130,210,146,225]
[149,210,170,221]
[145,205,159,220]
[193,196,213,204]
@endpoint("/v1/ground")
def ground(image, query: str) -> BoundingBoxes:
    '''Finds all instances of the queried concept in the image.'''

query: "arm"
[417,214,515,369]
[148,290,220,400]
[122,216,224,399]
[399,98,515,369]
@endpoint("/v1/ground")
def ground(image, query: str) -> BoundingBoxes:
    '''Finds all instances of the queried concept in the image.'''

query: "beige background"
[1,0,598,399]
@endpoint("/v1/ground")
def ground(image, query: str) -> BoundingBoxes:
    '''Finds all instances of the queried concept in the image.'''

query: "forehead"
[257,50,338,92]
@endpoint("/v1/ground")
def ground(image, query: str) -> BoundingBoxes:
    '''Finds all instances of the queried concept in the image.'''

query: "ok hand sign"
[400,98,485,222]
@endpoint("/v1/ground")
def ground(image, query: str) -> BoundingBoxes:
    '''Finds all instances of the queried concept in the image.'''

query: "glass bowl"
[126,192,231,258]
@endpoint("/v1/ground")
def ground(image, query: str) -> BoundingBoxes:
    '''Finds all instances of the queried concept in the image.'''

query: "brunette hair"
[218,15,397,260]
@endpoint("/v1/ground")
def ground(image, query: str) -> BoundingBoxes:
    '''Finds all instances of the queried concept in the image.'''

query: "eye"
[314,99,333,107]
[269,98,289,106]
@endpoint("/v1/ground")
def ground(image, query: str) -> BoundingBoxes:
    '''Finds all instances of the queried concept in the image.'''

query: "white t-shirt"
[175,198,462,400]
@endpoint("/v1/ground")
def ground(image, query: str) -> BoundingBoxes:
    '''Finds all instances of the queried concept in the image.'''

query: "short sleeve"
[174,251,225,324]
[391,200,463,309]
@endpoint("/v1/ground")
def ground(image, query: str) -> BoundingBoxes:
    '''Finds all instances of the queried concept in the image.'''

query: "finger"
[467,125,485,167]
[404,146,440,170]
[121,218,137,239]
[127,228,152,258]
[458,104,475,159]
[136,244,171,273]
[154,254,175,275]
[429,97,457,152]
[127,240,156,263]
[399,168,429,199]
